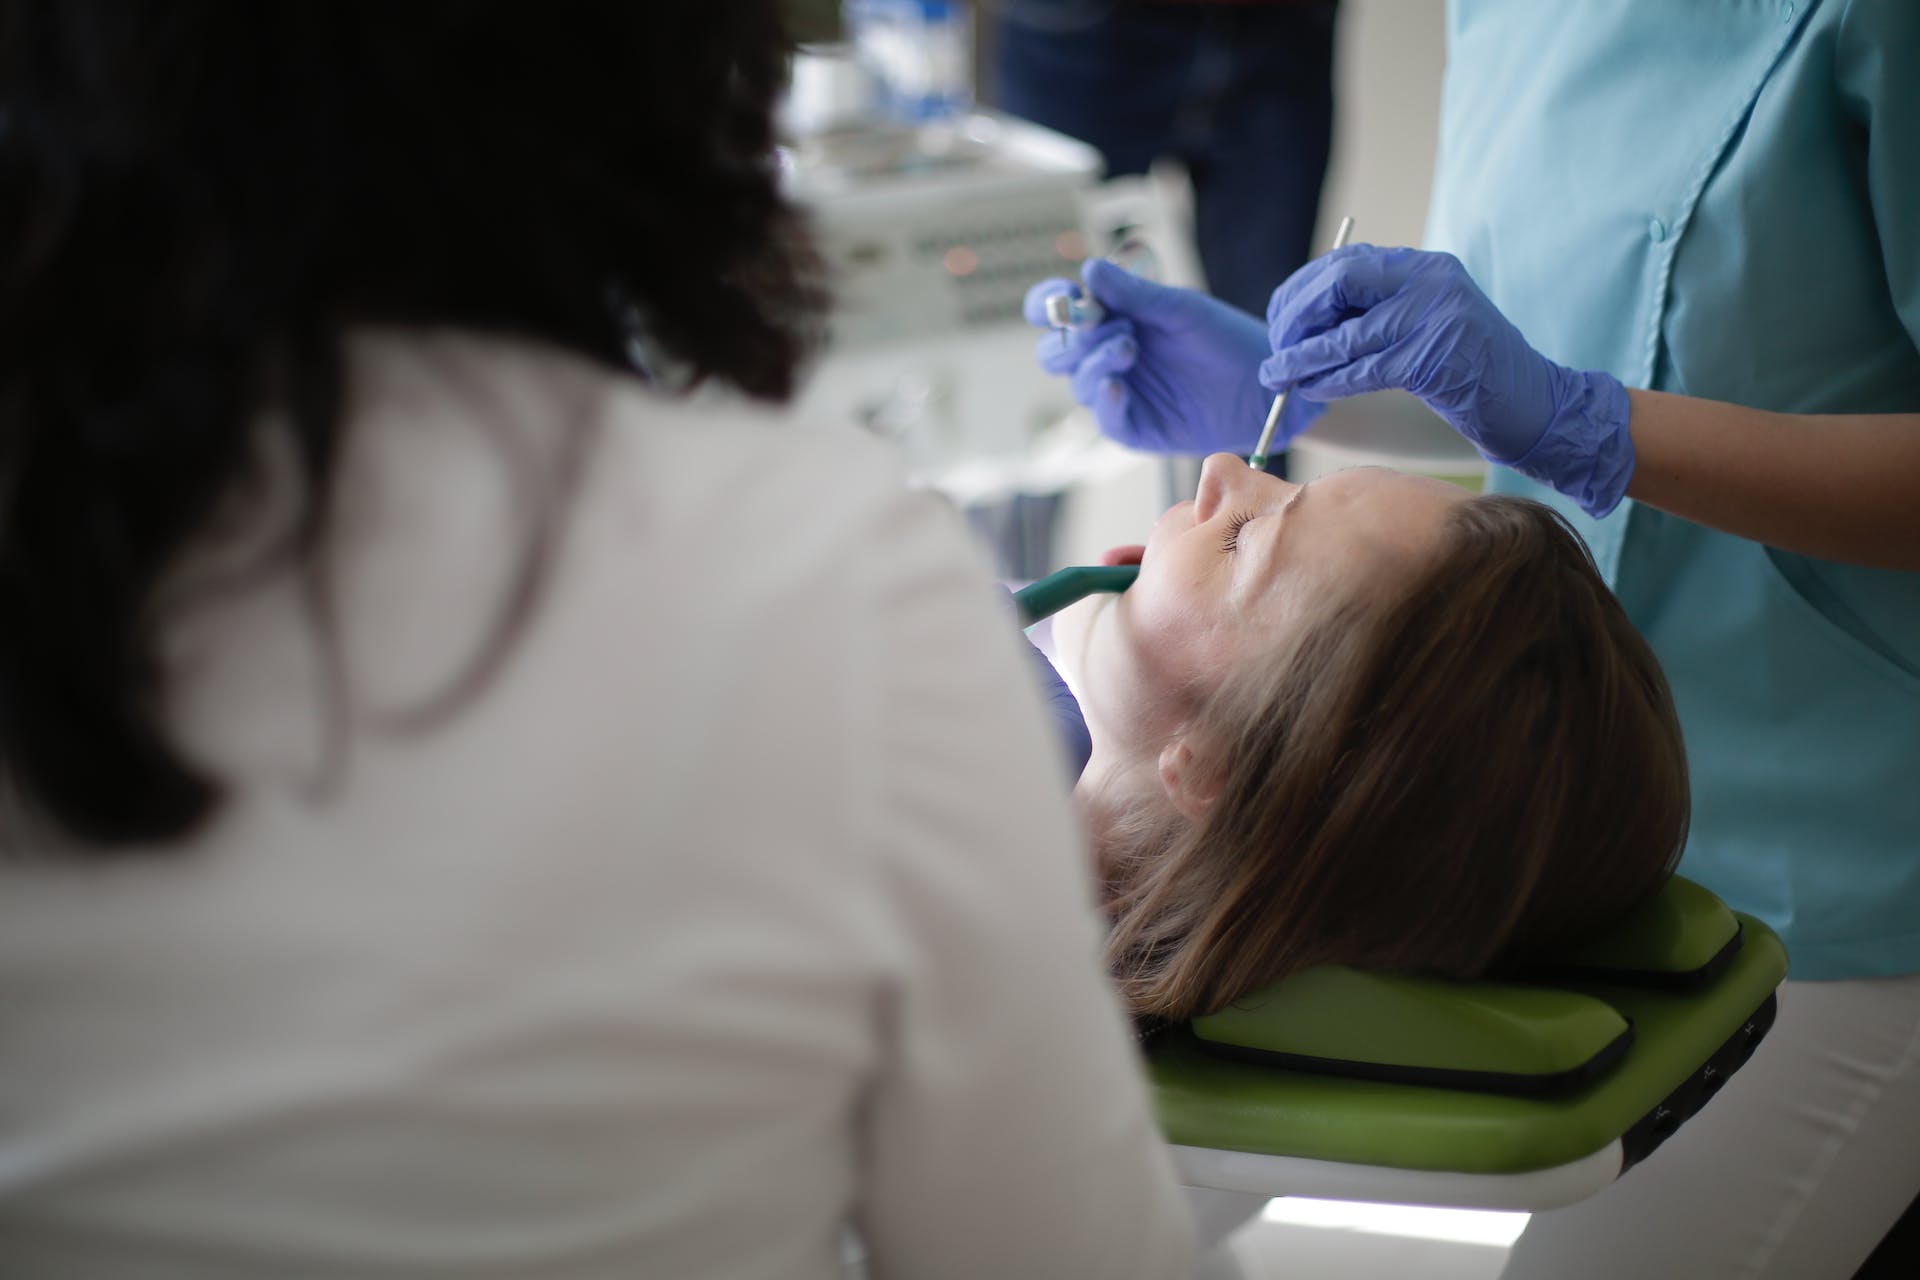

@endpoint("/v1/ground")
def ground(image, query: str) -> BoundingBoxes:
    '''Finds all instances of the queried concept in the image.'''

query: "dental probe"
[1013,564,1138,627]
[1247,215,1355,471]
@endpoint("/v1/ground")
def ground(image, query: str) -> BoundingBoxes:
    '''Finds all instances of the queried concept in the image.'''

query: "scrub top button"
[1648,217,1668,243]
[1782,2,1796,23]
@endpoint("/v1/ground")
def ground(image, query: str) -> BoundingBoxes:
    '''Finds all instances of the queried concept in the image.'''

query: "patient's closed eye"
[1221,511,1258,553]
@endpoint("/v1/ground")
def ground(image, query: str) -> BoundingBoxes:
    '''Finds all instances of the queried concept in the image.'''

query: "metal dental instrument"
[1013,564,1138,627]
[1042,237,1158,349]
[1043,289,1104,351]
[1248,215,1355,471]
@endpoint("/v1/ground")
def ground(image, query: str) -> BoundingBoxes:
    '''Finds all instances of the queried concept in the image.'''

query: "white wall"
[1286,3,1474,487]
[1316,1,1448,253]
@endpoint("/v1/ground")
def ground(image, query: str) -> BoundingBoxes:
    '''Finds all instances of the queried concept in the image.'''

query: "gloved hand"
[1023,259,1322,457]
[998,588,1091,781]
[1257,245,1635,517]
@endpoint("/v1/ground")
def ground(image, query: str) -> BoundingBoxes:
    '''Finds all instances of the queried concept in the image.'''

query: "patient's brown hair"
[1097,495,1689,1024]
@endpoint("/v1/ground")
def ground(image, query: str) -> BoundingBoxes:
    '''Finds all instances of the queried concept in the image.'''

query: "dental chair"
[1148,874,1788,1259]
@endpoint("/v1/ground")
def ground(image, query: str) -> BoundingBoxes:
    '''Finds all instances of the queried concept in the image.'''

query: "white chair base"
[1174,1139,1624,1252]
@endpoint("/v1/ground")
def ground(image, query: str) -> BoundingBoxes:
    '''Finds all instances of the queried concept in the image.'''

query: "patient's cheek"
[1125,601,1232,709]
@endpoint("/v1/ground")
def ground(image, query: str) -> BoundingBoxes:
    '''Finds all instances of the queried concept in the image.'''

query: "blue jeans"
[990,0,1338,319]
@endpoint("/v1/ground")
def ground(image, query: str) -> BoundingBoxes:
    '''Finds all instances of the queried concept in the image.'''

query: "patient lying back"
[1054,454,1689,1024]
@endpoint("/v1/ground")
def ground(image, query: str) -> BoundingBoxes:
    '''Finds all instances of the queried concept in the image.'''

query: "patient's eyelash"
[1220,511,1256,553]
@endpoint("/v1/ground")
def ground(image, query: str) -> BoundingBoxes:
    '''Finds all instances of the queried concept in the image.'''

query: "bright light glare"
[1262,1197,1530,1248]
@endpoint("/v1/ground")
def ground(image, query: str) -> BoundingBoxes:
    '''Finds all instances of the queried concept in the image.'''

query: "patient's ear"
[1158,738,1222,824]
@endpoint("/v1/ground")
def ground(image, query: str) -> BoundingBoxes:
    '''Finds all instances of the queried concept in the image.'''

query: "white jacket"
[0,334,1191,1279]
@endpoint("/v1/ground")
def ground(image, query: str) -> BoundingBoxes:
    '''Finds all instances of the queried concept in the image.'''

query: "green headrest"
[1534,874,1741,990]
[1192,967,1633,1095]
[1190,876,1740,1095]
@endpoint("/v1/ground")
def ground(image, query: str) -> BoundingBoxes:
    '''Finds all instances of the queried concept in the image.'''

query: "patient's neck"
[1075,748,1158,845]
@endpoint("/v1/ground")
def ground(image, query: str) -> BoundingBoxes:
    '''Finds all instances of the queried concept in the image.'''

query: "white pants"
[1501,974,1920,1279]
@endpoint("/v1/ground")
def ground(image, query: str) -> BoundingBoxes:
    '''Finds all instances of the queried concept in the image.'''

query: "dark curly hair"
[0,1,822,849]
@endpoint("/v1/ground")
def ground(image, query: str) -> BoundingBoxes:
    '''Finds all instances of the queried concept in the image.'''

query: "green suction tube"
[1013,565,1139,627]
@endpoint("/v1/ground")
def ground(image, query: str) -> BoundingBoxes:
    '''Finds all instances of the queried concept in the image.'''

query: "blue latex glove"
[999,589,1092,781]
[1023,258,1322,457]
[1258,245,1635,517]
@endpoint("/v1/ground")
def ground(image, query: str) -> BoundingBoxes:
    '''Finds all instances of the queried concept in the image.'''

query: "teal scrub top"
[1427,0,1920,980]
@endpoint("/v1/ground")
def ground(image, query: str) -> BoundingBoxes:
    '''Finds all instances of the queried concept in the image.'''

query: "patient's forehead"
[1065,465,1471,772]
[1235,466,1469,625]
[1296,465,1469,531]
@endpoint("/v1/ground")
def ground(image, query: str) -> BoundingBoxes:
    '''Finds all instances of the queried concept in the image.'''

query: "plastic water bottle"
[844,0,973,126]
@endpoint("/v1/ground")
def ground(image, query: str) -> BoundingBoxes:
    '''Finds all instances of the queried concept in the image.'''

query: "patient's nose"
[1193,452,1292,522]
[1192,453,1244,522]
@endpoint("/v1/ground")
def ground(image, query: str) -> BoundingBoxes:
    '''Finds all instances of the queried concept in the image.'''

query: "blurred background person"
[989,0,1337,319]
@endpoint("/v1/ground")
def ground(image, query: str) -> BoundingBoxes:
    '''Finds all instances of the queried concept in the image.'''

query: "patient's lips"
[1101,544,1146,567]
